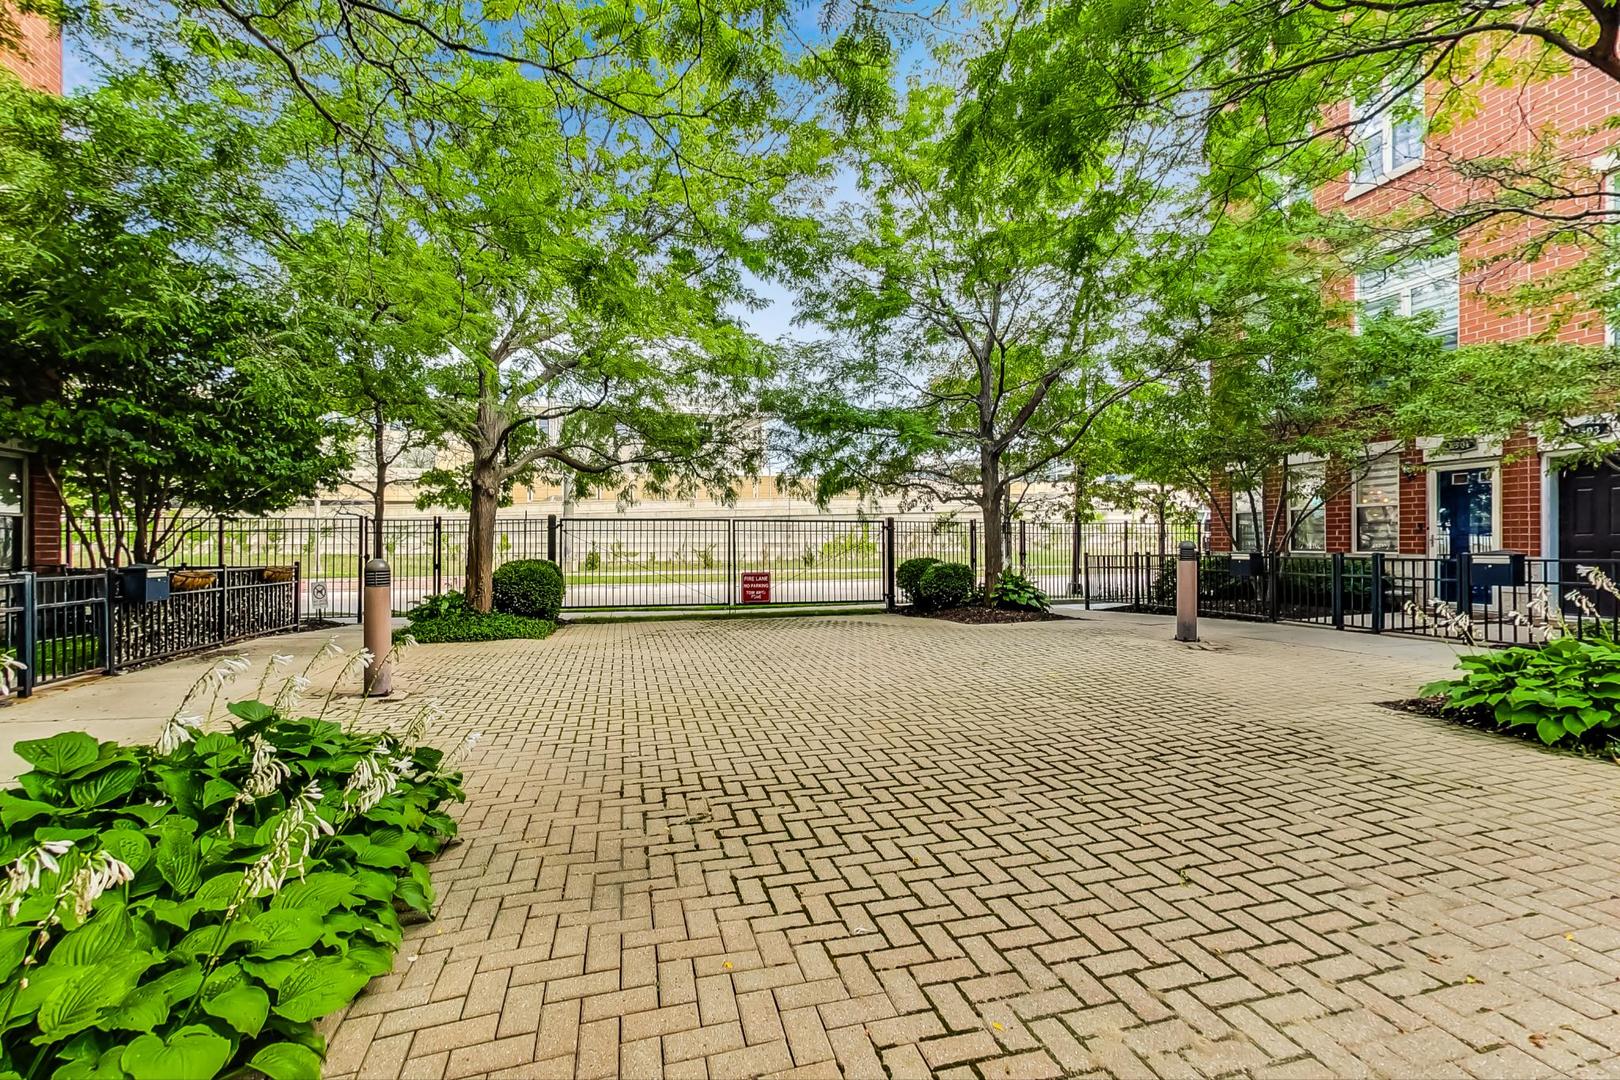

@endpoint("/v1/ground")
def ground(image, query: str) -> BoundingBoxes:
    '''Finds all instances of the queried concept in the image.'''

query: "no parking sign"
[740,571,771,603]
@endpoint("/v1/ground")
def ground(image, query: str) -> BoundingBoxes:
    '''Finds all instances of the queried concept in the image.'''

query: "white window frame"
[1350,446,1402,554]
[1354,251,1459,348]
[1348,82,1425,196]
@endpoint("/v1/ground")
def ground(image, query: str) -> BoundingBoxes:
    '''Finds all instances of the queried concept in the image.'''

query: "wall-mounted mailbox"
[1229,553,1264,579]
[1468,552,1526,589]
[119,564,170,604]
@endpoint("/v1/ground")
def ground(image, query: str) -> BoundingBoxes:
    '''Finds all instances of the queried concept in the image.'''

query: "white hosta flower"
[205,655,252,693]
[243,783,334,896]
[342,648,375,682]
[243,735,291,798]
[274,673,312,714]
[1577,564,1620,599]
[68,851,134,920]
[344,751,399,815]
[154,713,204,756]
[445,731,482,769]
[1566,588,1602,621]
[398,700,444,747]
[0,655,27,699]
[2,840,75,917]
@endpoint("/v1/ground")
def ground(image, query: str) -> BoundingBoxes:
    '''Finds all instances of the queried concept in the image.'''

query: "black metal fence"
[1,565,300,696]
[64,515,1202,615]
[1091,551,1620,647]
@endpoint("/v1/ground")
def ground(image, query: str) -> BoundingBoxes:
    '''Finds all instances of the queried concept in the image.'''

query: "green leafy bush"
[0,672,467,1079]
[991,569,1049,611]
[491,560,565,620]
[896,558,940,603]
[403,611,556,644]
[404,591,464,623]
[1420,635,1620,749]
[915,562,975,610]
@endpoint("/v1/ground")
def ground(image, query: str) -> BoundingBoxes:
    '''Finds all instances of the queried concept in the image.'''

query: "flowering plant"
[0,654,467,1079]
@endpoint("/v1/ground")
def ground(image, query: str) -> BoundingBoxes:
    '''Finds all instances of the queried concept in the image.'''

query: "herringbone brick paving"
[322,612,1620,1079]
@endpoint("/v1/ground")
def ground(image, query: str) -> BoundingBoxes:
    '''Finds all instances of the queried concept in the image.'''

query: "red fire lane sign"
[740,571,771,603]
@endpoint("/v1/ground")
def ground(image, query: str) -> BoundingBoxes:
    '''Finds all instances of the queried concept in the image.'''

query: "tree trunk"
[980,445,1004,601]
[372,407,387,558]
[464,459,501,613]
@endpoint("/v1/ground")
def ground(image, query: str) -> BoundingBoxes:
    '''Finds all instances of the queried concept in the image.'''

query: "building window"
[1354,454,1400,552]
[1356,252,1459,349]
[1233,487,1262,551]
[0,454,23,572]
[1289,466,1327,552]
[1352,84,1423,188]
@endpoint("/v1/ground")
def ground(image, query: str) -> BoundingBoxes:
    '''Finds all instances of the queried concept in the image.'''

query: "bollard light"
[1175,541,1199,643]
[363,557,393,696]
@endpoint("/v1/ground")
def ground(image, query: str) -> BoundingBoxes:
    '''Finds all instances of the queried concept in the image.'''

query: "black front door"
[1559,462,1620,617]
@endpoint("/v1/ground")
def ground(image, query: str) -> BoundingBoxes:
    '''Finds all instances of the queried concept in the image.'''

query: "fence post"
[1083,552,1091,610]
[293,561,302,626]
[969,521,978,581]
[1070,517,1082,596]
[547,514,558,563]
[1370,553,1385,633]
[216,518,226,567]
[433,517,443,596]
[355,518,367,625]
[1132,553,1141,609]
[1018,520,1027,571]
[103,568,119,674]
[1331,552,1345,630]
[1268,554,1281,623]
[728,518,737,607]
[883,517,897,611]
[18,571,36,696]
[1457,551,1473,618]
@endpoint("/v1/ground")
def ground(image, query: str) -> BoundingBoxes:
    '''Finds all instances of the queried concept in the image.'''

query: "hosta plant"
[0,652,470,1080]
[1420,635,1620,750]
[990,569,1049,612]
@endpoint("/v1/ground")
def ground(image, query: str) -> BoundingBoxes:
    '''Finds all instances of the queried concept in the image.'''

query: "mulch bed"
[901,606,1073,624]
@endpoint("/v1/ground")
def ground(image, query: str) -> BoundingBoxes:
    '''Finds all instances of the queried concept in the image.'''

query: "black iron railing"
[1,565,300,696]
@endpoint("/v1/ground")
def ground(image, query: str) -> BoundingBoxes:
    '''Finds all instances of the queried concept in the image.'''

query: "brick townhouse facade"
[0,5,64,570]
[1209,59,1620,564]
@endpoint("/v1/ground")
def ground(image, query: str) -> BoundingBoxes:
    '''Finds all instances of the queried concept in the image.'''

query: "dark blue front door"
[1436,468,1494,604]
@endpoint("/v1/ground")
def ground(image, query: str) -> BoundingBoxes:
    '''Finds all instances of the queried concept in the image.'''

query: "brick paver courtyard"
[318,612,1620,1080]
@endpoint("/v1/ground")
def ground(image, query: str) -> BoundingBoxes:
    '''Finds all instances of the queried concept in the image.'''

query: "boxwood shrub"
[915,561,975,610]
[0,676,467,1080]
[491,560,565,620]
[896,558,940,604]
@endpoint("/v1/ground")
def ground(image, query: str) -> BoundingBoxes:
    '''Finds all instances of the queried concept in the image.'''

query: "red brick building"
[1,6,65,570]
[1210,62,1620,564]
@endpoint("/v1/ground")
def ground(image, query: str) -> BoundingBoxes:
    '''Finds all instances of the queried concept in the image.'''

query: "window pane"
[1390,91,1423,167]
[0,456,21,516]
[1234,514,1259,552]
[1354,123,1385,185]
[1355,506,1398,552]
[1292,507,1327,551]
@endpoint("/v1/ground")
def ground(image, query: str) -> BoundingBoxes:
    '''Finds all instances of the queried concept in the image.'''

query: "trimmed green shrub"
[1421,635,1620,749]
[491,559,565,620]
[897,558,940,603]
[0,673,466,1079]
[915,561,975,610]
[991,568,1049,611]
[403,611,557,644]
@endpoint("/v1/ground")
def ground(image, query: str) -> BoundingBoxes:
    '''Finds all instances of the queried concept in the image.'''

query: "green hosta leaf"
[201,981,269,1037]
[249,1042,323,1080]
[144,897,199,931]
[350,869,397,902]
[272,956,372,1022]
[50,1044,128,1080]
[318,912,365,947]
[70,762,141,809]
[104,962,202,1032]
[192,733,237,757]
[121,1025,232,1080]
[118,802,170,827]
[35,954,152,1041]
[155,825,201,896]
[1536,717,1565,745]
[270,872,356,913]
[356,842,408,869]
[0,926,28,982]
[51,903,134,966]
[241,955,303,990]
[15,732,99,775]
[0,790,58,827]
[396,862,434,915]
[200,778,240,809]
[227,700,275,724]
[193,870,244,912]
[100,828,152,874]
[345,944,395,977]
[247,908,324,958]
